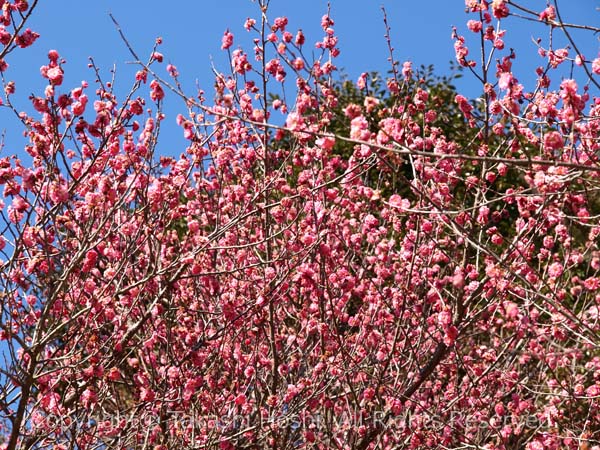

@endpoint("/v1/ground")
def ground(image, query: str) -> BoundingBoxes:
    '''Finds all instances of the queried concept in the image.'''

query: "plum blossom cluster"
[0,0,39,72]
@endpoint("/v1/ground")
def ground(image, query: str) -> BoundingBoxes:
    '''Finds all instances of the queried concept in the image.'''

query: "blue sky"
[1,1,598,156]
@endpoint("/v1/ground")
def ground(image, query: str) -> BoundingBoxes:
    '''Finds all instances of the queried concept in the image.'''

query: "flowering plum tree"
[0,0,600,449]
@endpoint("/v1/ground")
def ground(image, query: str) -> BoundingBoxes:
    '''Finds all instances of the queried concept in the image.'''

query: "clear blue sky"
[1,1,598,156]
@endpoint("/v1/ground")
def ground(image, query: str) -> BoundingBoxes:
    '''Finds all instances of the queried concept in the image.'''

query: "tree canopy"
[0,1,600,449]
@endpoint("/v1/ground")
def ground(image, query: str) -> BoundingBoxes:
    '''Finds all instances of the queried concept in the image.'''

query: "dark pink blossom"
[221,29,234,49]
